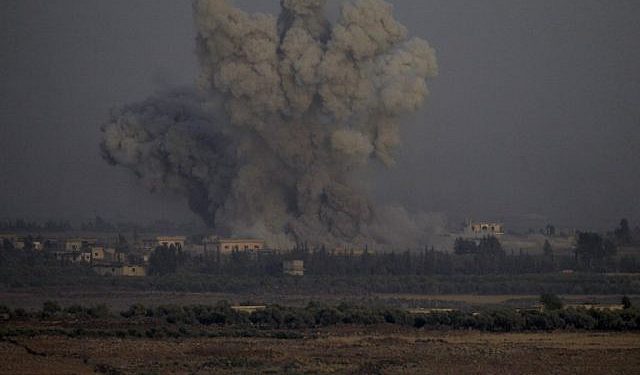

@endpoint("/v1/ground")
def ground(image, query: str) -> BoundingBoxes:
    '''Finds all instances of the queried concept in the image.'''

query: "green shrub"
[42,300,61,318]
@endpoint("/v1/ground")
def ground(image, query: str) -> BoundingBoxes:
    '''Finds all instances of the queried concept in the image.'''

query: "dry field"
[2,327,639,374]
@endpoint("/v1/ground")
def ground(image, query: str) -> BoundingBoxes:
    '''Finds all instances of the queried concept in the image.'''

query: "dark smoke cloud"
[101,0,439,249]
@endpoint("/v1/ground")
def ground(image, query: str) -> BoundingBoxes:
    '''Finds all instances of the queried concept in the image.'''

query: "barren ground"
[2,327,639,374]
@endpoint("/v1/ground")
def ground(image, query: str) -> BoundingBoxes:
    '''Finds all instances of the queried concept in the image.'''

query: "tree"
[614,219,632,245]
[540,293,563,311]
[575,232,617,268]
[622,295,632,309]
[545,224,556,236]
[149,245,178,276]
[543,240,553,257]
[454,238,478,255]
[42,300,61,318]
[116,234,129,253]
[2,239,14,250]
[478,236,504,257]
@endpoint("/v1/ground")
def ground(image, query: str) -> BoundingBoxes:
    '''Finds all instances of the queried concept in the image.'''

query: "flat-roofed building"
[156,236,186,249]
[466,221,504,237]
[15,237,26,250]
[65,238,97,252]
[91,246,105,261]
[331,246,370,256]
[205,237,265,254]
[283,260,304,276]
[93,264,146,277]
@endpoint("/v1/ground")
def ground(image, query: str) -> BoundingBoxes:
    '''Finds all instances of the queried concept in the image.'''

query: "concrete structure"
[93,264,146,277]
[231,305,266,313]
[205,237,265,254]
[156,236,186,249]
[332,247,369,256]
[79,252,92,263]
[283,260,304,276]
[65,238,97,252]
[14,236,43,250]
[466,221,504,237]
[54,251,85,263]
[104,248,121,262]
[15,237,26,250]
[91,246,105,261]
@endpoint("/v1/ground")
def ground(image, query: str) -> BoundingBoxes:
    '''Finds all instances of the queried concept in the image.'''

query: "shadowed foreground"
[2,328,639,374]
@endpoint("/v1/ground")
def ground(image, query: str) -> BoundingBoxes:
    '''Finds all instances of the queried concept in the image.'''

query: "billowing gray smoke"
[101,0,439,249]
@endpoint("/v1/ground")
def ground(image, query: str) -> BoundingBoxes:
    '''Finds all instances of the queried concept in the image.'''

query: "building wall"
[91,247,105,261]
[156,236,186,249]
[65,238,96,251]
[208,238,265,254]
[283,260,304,276]
[120,265,146,277]
[468,222,504,236]
[93,264,146,277]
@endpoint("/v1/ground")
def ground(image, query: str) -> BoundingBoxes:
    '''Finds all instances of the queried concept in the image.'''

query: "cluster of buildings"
[0,233,306,277]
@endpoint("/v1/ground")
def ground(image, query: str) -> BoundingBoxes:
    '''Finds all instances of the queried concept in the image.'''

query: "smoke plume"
[101,0,439,249]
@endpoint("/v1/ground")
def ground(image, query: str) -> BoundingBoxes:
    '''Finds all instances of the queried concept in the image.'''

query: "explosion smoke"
[101,0,439,249]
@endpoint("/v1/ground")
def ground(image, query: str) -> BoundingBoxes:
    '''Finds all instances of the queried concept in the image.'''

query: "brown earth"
[2,327,639,374]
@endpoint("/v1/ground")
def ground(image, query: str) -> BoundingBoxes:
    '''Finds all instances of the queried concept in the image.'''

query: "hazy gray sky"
[1,0,639,231]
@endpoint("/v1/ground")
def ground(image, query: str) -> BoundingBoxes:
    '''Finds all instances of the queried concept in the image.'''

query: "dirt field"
[2,328,639,374]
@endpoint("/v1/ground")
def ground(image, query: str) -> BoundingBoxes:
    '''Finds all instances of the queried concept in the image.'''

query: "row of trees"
[3,248,640,295]
[2,297,638,333]
[143,237,640,277]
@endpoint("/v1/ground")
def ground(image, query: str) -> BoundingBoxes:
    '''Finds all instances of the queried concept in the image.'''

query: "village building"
[65,238,97,252]
[79,252,92,263]
[204,237,265,255]
[156,236,186,249]
[332,246,369,256]
[92,264,146,277]
[91,246,105,261]
[55,251,86,264]
[465,221,505,237]
[104,248,127,262]
[15,237,26,250]
[283,260,304,276]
